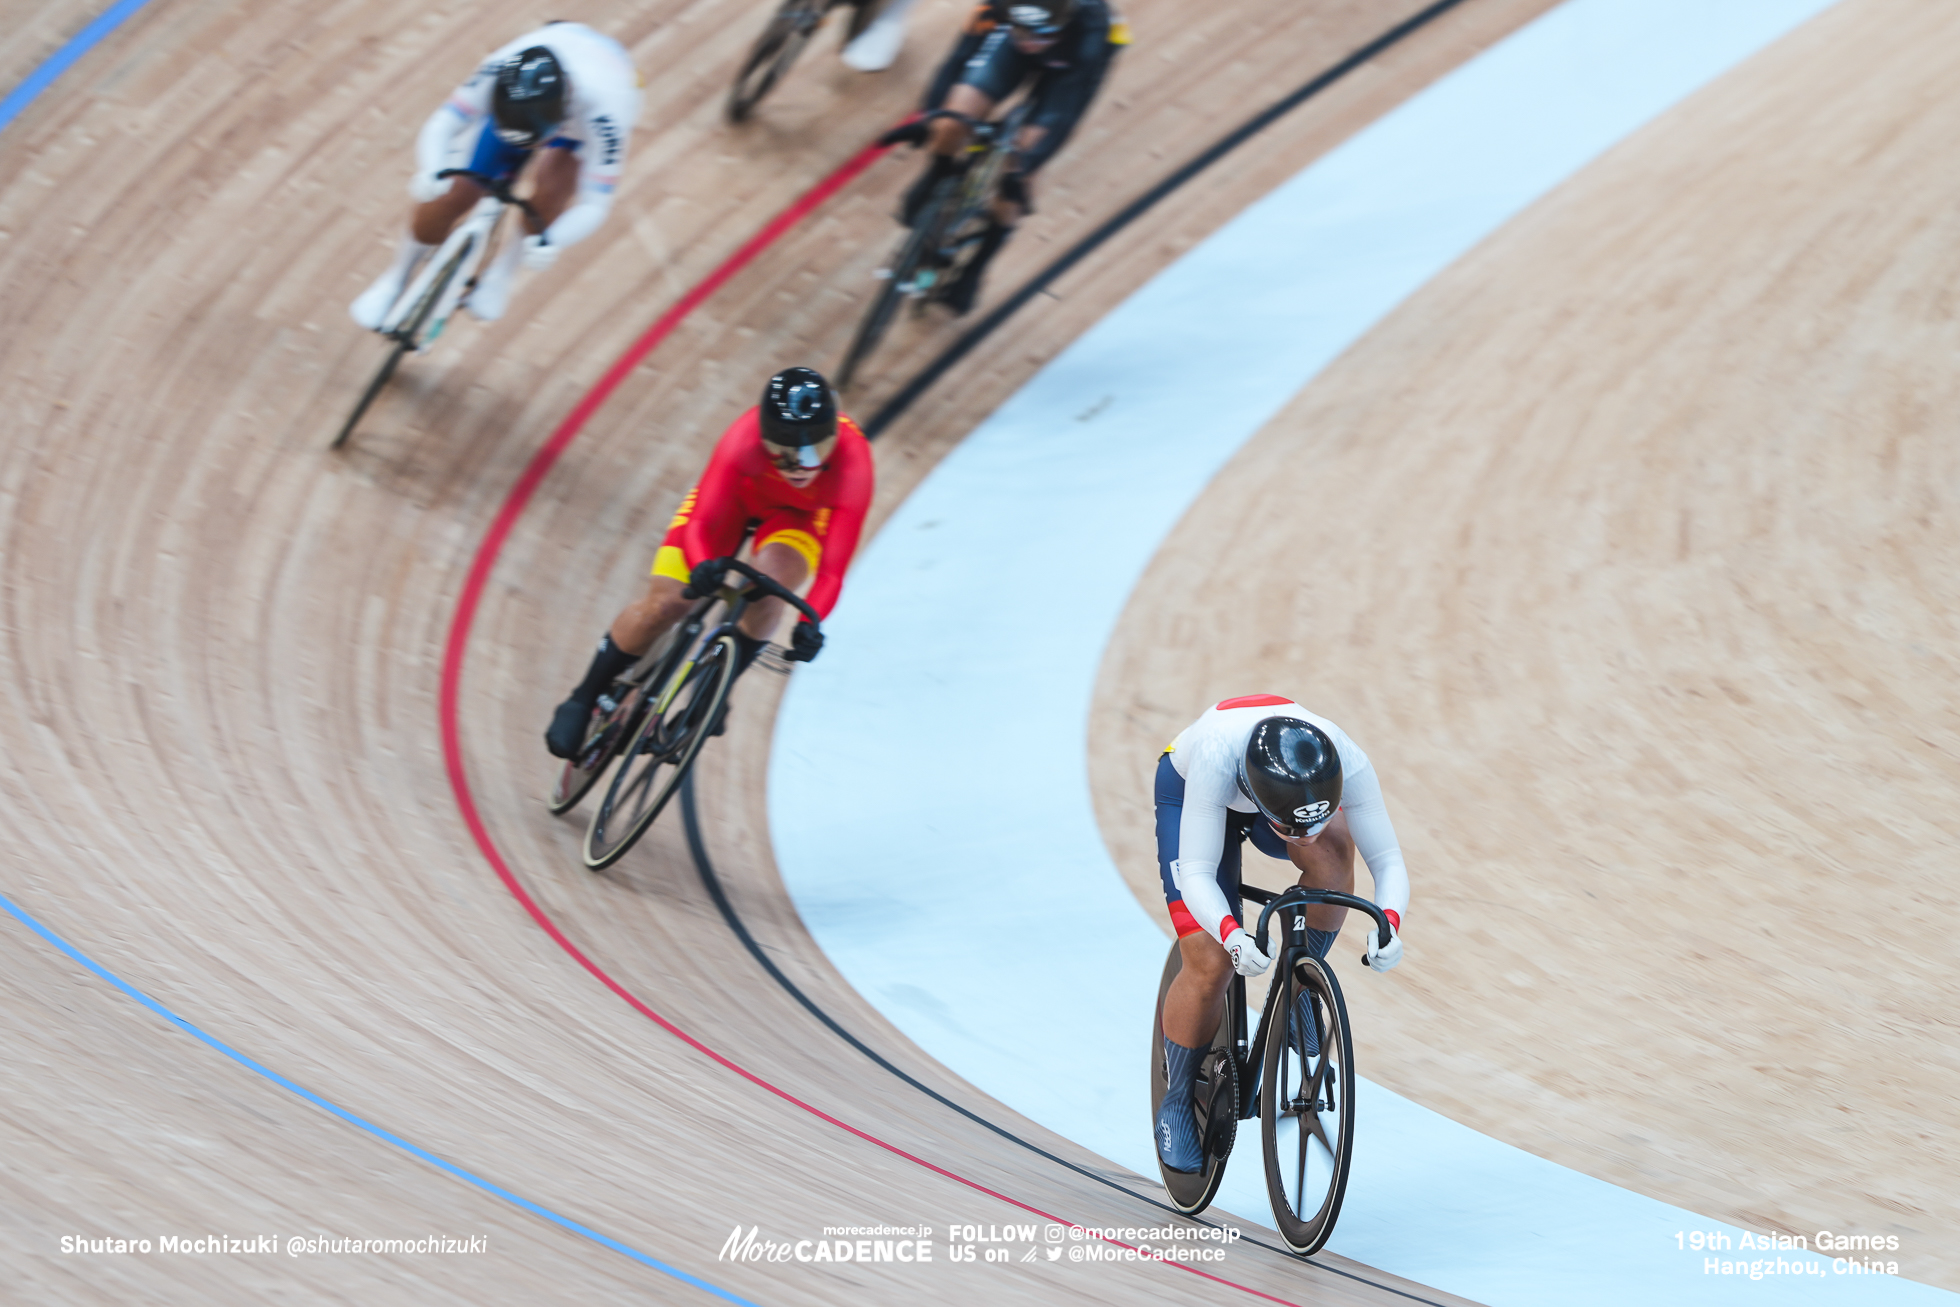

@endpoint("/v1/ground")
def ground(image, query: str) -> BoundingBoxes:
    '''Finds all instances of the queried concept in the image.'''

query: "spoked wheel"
[332,340,407,450]
[330,239,470,450]
[1261,952,1356,1256]
[726,0,820,123]
[1150,942,1239,1215]
[582,635,735,870]
[546,683,647,815]
[836,181,955,390]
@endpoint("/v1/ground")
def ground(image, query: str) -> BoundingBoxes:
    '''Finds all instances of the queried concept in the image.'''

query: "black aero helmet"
[1237,717,1343,837]
[759,367,839,448]
[492,47,567,147]
[1005,0,1077,34]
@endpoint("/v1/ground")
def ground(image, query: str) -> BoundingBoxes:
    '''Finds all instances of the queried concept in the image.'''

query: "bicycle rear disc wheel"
[1261,954,1355,1255]
[727,6,815,122]
[1151,941,1238,1215]
[836,185,950,390]
[332,340,407,450]
[582,636,735,869]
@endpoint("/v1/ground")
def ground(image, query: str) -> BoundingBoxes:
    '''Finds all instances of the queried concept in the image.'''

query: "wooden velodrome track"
[1,1,1948,1305]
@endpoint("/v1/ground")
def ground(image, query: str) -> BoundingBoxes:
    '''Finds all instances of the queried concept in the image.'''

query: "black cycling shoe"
[545,698,593,759]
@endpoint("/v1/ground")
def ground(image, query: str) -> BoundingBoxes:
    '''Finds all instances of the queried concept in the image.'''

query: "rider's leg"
[350,176,489,330]
[470,145,580,322]
[1153,751,1247,1171]
[901,85,994,225]
[545,573,693,759]
[1158,931,1232,1173]
[729,536,813,669]
[842,0,921,71]
[1250,811,1357,1056]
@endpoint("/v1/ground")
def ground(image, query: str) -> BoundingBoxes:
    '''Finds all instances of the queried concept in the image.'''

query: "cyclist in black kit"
[879,0,1127,313]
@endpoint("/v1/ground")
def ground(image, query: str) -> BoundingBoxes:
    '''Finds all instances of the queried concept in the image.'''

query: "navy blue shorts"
[1154,752,1287,938]
[462,124,580,186]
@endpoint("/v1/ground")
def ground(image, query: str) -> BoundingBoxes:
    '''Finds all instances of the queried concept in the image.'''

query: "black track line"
[684,3,1485,1300]
[864,0,1474,437]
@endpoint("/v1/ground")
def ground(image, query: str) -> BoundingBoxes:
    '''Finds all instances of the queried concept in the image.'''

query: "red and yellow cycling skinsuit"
[651,407,874,620]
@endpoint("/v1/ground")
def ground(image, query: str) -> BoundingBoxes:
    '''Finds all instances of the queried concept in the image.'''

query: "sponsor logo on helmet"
[784,383,824,419]
[1008,4,1061,28]
[1292,801,1331,825]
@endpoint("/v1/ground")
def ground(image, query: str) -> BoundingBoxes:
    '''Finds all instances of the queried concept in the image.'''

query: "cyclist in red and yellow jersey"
[545,366,873,757]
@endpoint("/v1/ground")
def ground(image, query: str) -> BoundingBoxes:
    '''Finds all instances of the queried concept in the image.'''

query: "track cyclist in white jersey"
[350,22,640,330]
[1154,695,1411,1174]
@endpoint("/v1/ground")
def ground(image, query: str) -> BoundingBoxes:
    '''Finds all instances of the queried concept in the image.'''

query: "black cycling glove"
[683,558,732,599]
[786,620,825,663]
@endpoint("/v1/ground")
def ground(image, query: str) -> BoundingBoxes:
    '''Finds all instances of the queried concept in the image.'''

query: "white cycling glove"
[1223,928,1272,978]
[1362,921,1403,975]
[409,171,450,203]
[521,234,557,271]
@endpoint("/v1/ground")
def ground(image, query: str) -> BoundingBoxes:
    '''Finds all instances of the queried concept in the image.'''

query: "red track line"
[436,139,1305,1307]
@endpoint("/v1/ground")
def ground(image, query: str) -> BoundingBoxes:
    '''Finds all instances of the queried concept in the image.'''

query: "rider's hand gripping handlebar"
[1253,887,1394,967]
[688,556,824,633]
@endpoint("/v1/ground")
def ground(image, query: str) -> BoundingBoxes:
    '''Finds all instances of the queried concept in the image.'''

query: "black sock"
[569,633,639,706]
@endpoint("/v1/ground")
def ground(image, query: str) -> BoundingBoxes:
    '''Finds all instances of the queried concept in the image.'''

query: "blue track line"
[1,10,757,1302]
[3,891,759,1302]
[0,0,156,133]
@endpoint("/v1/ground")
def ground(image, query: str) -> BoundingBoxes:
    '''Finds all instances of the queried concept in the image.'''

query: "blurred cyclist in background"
[350,22,640,330]
[545,367,873,759]
[877,0,1127,313]
[840,0,923,71]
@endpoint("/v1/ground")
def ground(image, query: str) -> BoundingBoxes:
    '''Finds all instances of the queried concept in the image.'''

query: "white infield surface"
[769,0,1953,1302]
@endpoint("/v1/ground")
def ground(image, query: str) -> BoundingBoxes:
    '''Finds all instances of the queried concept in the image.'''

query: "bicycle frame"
[379,169,536,346]
[1226,885,1391,1118]
[645,557,823,713]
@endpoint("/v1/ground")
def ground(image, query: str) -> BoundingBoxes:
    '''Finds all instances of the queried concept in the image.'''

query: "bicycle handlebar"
[1254,887,1392,957]
[711,557,823,632]
[433,169,542,226]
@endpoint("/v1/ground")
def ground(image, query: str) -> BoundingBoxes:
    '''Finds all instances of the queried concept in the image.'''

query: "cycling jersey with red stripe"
[1165,695,1410,947]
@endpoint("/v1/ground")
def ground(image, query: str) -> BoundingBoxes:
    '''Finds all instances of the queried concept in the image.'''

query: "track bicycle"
[331,169,536,450]
[1149,885,1395,1256]
[551,557,821,871]
[834,100,1034,390]
[726,0,885,123]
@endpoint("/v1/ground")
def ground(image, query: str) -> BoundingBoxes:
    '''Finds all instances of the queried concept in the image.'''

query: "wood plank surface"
[1090,0,1959,1287]
[0,0,1550,1300]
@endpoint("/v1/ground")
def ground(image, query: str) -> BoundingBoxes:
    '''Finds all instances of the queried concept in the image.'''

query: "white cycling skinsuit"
[418,22,640,251]
[350,22,639,330]
[1167,696,1411,949]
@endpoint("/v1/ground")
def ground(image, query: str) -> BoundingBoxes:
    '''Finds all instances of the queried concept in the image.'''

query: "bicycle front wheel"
[836,181,953,390]
[1260,952,1356,1256]
[727,2,818,122]
[582,636,736,869]
[332,340,407,450]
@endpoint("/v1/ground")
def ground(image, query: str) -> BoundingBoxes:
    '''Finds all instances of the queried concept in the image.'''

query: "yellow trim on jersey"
[1107,20,1131,45]
[758,527,822,577]
[652,544,693,582]
[665,487,699,532]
